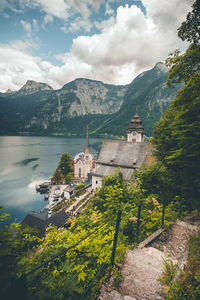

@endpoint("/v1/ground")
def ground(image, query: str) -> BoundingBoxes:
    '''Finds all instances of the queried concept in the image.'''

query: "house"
[92,112,155,190]
[73,127,95,182]
[22,208,68,236]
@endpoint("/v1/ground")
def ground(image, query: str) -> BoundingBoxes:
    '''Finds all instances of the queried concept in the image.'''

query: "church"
[91,112,155,190]
[73,127,95,183]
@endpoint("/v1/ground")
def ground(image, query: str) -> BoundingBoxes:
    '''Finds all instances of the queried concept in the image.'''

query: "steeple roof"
[126,111,145,134]
[85,126,90,156]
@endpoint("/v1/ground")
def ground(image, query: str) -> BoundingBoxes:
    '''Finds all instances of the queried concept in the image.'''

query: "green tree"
[0,208,40,293]
[153,73,200,208]
[51,152,73,183]
[166,0,200,87]
[177,0,200,44]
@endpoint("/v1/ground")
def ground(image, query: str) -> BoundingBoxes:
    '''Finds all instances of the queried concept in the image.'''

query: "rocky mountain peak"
[154,62,168,73]
[17,80,53,96]
[5,88,14,94]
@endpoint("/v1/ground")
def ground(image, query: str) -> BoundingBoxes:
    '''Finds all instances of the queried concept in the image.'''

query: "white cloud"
[51,1,194,85]
[0,0,196,92]
[105,3,114,16]
[32,18,39,31]
[21,20,32,37]
[43,14,53,26]
[0,41,54,92]
[34,0,70,19]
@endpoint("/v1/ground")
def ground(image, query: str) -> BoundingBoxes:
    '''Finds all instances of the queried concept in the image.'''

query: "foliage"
[0,208,40,292]
[51,152,73,184]
[159,230,200,300]
[177,0,200,44]
[75,183,85,191]
[153,1,200,210]
[166,0,200,87]
[166,44,200,86]
[153,72,200,209]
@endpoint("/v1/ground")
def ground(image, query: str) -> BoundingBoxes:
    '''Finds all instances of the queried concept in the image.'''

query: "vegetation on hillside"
[152,0,200,210]
[0,1,200,299]
[159,230,200,300]
[0,172,183,300]
[51,152,74,183]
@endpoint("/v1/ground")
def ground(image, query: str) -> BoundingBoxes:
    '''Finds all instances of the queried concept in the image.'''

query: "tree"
[51,152,73,183]
[177,0,200,44]
[0,207,40,293]
[153,0,200,209]
[153,73,200,208]
[166,0,200,87]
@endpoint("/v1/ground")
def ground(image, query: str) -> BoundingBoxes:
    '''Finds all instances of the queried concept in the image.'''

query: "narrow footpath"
[99,215,199,300]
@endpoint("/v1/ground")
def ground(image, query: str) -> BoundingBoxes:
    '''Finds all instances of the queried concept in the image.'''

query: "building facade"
[92,112,155,190]
[74,127,95,182]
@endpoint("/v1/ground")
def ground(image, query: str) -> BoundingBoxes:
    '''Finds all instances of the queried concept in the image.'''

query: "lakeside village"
[23,112,156,234]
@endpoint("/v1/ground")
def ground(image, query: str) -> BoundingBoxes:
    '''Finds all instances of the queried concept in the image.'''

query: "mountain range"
[0,62,180,137]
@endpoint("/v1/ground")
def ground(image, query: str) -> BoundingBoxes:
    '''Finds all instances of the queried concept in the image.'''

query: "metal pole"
[136,204,141,243]
[111,210,122,267]
[162,201,166,226]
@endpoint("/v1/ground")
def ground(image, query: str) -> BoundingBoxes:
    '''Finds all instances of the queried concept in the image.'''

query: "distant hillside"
[93,62,181,137]
[0,63,181,137]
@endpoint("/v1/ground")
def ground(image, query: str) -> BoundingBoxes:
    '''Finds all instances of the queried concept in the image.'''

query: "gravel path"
[99,215,199,300]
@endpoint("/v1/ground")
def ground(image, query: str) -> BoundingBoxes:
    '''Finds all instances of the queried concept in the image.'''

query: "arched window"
[79,168,81,178]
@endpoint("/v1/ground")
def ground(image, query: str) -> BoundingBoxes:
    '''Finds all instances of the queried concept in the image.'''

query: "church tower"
[126,110,145,142]
[85,126,90,159]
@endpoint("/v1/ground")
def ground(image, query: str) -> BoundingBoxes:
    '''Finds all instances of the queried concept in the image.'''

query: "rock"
[124,296,137,300]
[110,290,123,300]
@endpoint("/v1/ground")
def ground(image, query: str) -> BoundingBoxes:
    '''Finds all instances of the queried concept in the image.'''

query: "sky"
[0,0,194,92]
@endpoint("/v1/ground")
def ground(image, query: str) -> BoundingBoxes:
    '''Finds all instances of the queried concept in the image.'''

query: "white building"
[74,127,95,182]
[92,112,154,190]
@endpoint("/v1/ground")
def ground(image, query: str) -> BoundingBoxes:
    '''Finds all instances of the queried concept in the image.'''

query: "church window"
[96,180,98,184]
[79,168,81,178]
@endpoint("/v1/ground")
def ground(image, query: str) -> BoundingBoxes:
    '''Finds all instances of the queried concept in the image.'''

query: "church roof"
[126,112,145,134]
[97,140,152,168]
[93,164,135,180]
[92,140,153,180]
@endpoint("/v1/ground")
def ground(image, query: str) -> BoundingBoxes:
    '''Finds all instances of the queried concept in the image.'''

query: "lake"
[0,136,103,223]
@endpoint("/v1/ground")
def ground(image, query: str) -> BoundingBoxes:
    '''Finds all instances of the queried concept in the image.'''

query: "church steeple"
[127,110,145,142]
[85,126,90,157]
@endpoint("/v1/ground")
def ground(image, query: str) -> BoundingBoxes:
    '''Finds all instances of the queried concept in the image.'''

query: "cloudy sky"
[0,0,194,92]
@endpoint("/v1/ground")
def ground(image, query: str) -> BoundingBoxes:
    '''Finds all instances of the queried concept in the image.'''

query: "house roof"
[22,209,68,236]
[22,214,46,235]
[47,209,68,228]
[97,140,153,168]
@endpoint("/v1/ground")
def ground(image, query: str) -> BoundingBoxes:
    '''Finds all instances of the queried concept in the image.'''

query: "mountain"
[92,62,181,137]
[17,80,53,96]
[0,63,181,137]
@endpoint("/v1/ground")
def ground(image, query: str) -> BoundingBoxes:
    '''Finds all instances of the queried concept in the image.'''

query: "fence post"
[111,210,122,267]
[136,203,141,243]
[179,198,182,219]
[162,201,166,226]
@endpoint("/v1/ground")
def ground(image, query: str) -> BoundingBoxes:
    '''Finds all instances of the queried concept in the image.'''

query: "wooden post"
[136,204,141,243]
[162,201,166,226]
[111,210,122,267]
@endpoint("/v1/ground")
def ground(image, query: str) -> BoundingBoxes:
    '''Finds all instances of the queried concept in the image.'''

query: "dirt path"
[99,215,199,300]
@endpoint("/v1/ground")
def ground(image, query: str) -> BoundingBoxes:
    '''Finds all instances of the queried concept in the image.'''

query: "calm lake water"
[0,136,103,223]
